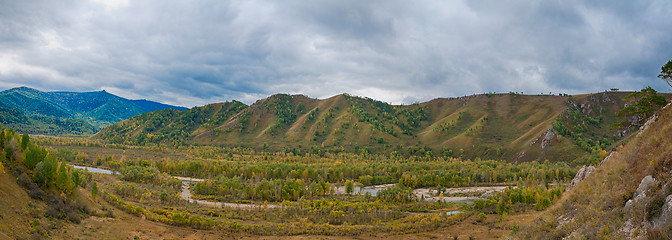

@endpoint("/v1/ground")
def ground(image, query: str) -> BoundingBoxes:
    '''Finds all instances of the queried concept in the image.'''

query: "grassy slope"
[0,172,45,239]
[514,102,672,239]
[96,92,655,163]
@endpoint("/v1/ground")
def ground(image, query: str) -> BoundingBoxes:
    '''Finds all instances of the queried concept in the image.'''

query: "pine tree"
[56,161,75,194]
[91,182,98,201]
[21,133,29,150]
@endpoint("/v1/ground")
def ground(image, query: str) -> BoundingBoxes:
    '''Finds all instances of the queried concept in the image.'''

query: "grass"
[514,102,672,239]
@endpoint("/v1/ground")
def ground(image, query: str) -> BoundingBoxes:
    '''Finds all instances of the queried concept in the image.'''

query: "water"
[70,164,117,175]
[445,210,463,216]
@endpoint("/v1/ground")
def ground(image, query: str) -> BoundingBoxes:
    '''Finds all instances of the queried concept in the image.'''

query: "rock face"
[652,194,672,228]
[599,152,616,166]
[621,175,659,238]
[635,176,657,198]
[529,127,557,149]
[638,113,659,133]
[624,176,658,212]
[568,166,595,190]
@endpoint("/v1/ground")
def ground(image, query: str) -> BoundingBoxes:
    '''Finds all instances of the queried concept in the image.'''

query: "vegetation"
[515,88,672,239]
[92,92,664,163]
[614,87,667,129]
[3,86,670,238]
[0,87,186,135]
[659,59,672,89]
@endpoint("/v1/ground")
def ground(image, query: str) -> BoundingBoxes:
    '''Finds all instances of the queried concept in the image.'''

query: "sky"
[1,0,671,107]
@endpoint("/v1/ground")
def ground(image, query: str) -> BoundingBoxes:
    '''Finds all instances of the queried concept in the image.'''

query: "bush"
[477,212,486,223]
[647,192,666,221]
[17,173,45,200]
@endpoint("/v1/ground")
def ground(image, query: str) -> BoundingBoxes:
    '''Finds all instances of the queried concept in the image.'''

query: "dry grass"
[514,103,672,239]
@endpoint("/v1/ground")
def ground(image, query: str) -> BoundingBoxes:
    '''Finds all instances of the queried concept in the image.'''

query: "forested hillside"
[0,87,187,135]
[96,90,666,163]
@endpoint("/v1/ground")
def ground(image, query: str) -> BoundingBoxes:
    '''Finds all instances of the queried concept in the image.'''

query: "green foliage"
[477,212,486,222]
[91,182,98,201]
[56,161,75,194]
[33,154,58,187]
[0,87,185,135]
[473,185,564,213]
[345,180,354,195]
[20,133,29,150]
[377,185,416,203]
[659,60,672,89]
[96,101,246,146]
[273,94,297,125]
[615,86,667,129]
[25,144,48,169]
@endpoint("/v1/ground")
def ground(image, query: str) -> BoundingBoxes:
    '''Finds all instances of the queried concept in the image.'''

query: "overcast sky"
[1,0,671,107]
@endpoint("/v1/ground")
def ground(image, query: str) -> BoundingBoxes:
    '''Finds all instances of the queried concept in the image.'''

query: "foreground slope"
[0,87,187,135]
[515,102,672,239]
[96,91,648,162]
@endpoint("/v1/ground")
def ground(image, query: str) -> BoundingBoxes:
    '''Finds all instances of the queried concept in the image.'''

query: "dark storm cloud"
[0,0,671,107]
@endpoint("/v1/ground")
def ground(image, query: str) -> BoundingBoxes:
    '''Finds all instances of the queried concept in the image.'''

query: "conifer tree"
[91,182,98,201]
[20,133,29,150]
[56,161,75,194]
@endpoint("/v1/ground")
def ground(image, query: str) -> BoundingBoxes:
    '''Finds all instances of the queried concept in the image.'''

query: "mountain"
[514,102,672,239]
[95,91,666,163]
[0,87,187,135]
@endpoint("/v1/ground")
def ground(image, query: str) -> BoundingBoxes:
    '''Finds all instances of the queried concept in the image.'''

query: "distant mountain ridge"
[95,91,668,163]
[0,86,187,135]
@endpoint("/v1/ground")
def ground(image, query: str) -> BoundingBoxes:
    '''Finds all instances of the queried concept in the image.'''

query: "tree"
[34,154,57,187]
[91,182,98,201]
[613,87,667,129]
[659,60,672,89]
[25,145,47,170]
[56,161,75,194]
[345,180,354,195]
[20,133,29,150]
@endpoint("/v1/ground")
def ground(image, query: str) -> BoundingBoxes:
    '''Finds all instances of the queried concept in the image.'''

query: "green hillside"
[0,87,187,135]
[95,91,661,163]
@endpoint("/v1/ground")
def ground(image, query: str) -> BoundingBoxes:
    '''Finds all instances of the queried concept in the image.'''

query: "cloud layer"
[1,0,671,107]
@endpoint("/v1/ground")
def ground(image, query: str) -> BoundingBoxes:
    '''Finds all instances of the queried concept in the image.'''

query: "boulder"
[567,166,595,190]
[635,176,657,197]
[624,176,658,213]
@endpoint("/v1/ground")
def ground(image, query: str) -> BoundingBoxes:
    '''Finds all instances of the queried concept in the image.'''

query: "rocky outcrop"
[638,113,659,133]
[599,152,616,166]
[621,175,659,238]
[652,194,672,229]
[567,166,595,190]
[529,127,557,149]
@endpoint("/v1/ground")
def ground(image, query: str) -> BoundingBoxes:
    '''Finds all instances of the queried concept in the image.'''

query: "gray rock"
[541,129,556,149]
[624,176,658,214]
[599,152,616,166]
[567,166,595,190]
[652,194,672,229]
[635,176,657,198]
[638,113,659,133]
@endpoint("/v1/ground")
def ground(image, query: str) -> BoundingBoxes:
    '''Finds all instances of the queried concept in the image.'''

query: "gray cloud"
[1,0,671,107]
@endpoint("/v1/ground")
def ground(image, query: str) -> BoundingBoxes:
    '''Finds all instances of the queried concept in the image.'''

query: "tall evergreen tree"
[56,161,75,194]
[91,182,98,201]
[20,133,29,150]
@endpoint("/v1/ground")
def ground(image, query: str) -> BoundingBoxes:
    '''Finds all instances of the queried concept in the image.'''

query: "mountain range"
[0,87,187,135]
[95,91,668,163]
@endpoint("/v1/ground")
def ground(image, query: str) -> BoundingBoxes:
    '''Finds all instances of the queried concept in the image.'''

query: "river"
[70,164,501,211]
